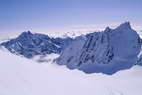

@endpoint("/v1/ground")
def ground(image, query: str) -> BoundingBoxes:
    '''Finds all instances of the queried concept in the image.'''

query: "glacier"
[0,49,142,95]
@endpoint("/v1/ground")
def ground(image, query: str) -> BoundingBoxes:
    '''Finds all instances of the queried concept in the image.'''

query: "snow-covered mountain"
[1,22,142,75]
[0,31,73,58]
[57,22,142,74]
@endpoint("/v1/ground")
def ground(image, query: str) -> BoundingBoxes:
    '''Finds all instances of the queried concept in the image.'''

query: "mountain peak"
[19,31,33,38]
[22,31,32,35]
[116,21,132,30]
[104,27,111,32]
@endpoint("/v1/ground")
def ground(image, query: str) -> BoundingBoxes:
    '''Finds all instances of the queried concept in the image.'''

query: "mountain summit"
[0,31,73,58]
[116,22,131,30]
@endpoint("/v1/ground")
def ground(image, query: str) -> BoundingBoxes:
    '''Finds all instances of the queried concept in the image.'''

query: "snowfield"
[0,49,142,95]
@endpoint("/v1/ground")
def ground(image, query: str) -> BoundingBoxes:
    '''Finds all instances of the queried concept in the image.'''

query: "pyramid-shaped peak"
[21,31,32,35]
[104,27,111,32]
[18,31,33,38]
[116,21,132,30]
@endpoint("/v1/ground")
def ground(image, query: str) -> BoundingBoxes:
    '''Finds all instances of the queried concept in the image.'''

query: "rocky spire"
[18,31,33,39]
[116,21,132,30]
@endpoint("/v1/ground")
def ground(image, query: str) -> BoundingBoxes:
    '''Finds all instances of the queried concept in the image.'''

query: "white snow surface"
[137,31,142,38]
[0,49,142,95]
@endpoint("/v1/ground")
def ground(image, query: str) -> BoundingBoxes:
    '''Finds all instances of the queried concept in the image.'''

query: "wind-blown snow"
[0,49,142,95]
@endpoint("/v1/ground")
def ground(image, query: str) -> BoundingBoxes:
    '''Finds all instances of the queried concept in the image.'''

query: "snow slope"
[0,49,142,95]
[137,30,142,38]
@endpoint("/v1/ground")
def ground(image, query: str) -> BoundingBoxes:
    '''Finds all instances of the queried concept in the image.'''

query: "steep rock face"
[57,35,87,65]
[57,22,141,74]
[1,31,73,58]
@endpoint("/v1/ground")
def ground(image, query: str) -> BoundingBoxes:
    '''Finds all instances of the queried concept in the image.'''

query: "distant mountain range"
[1,22,142,74]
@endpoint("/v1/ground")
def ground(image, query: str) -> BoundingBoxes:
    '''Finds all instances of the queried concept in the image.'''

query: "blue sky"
[0,0,142,35]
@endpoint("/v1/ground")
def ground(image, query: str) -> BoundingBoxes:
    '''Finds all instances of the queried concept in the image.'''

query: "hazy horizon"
[0,0,142,38]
